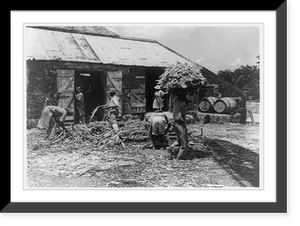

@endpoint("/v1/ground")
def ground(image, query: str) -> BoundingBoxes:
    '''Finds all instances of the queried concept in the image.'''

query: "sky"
[106,25,260,74]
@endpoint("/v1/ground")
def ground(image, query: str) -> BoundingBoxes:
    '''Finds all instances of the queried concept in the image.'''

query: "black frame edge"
[275,0,288,213]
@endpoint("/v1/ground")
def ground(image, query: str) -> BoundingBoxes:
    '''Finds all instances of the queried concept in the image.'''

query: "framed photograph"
[4,2,286,213]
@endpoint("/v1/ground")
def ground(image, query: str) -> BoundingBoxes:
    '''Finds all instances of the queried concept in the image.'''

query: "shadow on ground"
[185,138,259,187]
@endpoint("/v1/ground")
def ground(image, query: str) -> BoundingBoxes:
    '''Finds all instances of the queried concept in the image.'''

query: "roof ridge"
[157,41,202,67]
[26,26,159,43]
[26,26,120,38]
[117,35,158,43]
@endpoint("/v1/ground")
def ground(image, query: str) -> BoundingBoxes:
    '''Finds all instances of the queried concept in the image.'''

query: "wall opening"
[145,67,168,112]
[75,70,106,122]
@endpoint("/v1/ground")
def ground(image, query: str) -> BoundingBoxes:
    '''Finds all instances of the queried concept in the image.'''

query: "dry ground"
[26,121,260,188]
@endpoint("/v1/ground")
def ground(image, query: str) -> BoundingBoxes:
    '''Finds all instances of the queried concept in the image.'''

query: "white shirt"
[109,95,122,116]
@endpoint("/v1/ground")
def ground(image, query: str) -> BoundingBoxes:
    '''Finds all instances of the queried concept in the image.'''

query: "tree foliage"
[27,67,58,119]
[217,56,260,100]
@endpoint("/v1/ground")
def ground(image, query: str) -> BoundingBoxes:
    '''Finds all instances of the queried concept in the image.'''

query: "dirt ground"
[26,121,260,188]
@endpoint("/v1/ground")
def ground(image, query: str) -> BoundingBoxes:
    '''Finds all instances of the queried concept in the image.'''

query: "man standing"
[152,85,165,111]
[123,88,132,115]
[148,111,171,149]
[106,88,122,132]
[74,86,85,124]
[171,92,189,160]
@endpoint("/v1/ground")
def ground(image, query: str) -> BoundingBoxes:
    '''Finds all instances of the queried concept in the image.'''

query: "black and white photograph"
[25,24,261,189]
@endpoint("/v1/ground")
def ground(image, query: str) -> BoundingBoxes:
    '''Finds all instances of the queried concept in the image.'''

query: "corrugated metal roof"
[25,27,193,67]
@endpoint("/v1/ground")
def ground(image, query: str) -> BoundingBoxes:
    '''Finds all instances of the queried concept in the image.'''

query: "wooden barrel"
[198,96,217,113]
[213,97,237,114]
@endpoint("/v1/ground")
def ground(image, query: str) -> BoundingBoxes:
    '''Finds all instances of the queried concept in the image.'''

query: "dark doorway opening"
[145,67,168,112]
[75,70,106,123]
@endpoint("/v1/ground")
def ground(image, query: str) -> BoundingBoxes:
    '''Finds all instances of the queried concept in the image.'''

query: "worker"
[106,88,122,132]
[123,88,132,115]
[148,111,171,149]
[74,86,85,124]
[171,92,189,160]
[152,85,165,111]
[45,105,69,139]
[212,87,222,99]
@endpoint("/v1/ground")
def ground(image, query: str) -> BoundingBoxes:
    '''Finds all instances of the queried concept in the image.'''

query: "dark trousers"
[149,134,165,149]
[148,123,166,149]
[78,107,85,124]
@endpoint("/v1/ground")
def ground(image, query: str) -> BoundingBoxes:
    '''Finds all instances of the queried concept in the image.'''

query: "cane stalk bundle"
[156,62,207,94]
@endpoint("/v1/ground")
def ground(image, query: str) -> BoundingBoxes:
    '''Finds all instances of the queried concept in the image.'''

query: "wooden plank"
[131,74,145,90]
[57,69,74,77]
[107,76,122,93]
[57,69,75,122]
[131,89,145,94]
[107,71,123,94]
[65,116,74,121]
[131,92,145,103]
[132,103,145,107]
[57,77,74,93]
[57,96,74,109]
[58,91,73,96]
[129,70,146,108]
[107,71,122,79]
[64,95,74,108]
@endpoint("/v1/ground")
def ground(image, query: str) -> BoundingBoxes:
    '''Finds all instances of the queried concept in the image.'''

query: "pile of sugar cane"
[48,119,149,149]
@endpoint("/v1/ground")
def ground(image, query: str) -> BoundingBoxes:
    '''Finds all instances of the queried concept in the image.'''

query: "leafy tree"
[217,56,260,100]
[27,67,58,119]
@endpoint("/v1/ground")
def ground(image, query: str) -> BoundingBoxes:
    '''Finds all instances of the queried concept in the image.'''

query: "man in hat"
[106,88,122,132]
[74,86,85,124]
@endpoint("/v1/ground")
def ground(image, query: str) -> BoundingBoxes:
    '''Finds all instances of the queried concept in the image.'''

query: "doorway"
[145,67,168,112]
[75,70,106,122]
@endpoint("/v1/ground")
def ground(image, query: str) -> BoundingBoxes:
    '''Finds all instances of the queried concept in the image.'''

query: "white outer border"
[11,10,276,202]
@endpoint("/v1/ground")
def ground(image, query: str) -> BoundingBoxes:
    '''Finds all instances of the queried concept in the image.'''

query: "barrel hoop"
[199,97,217,112]
[214,100,227,113]
[213,97,237,114]
[199,100,210,112]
